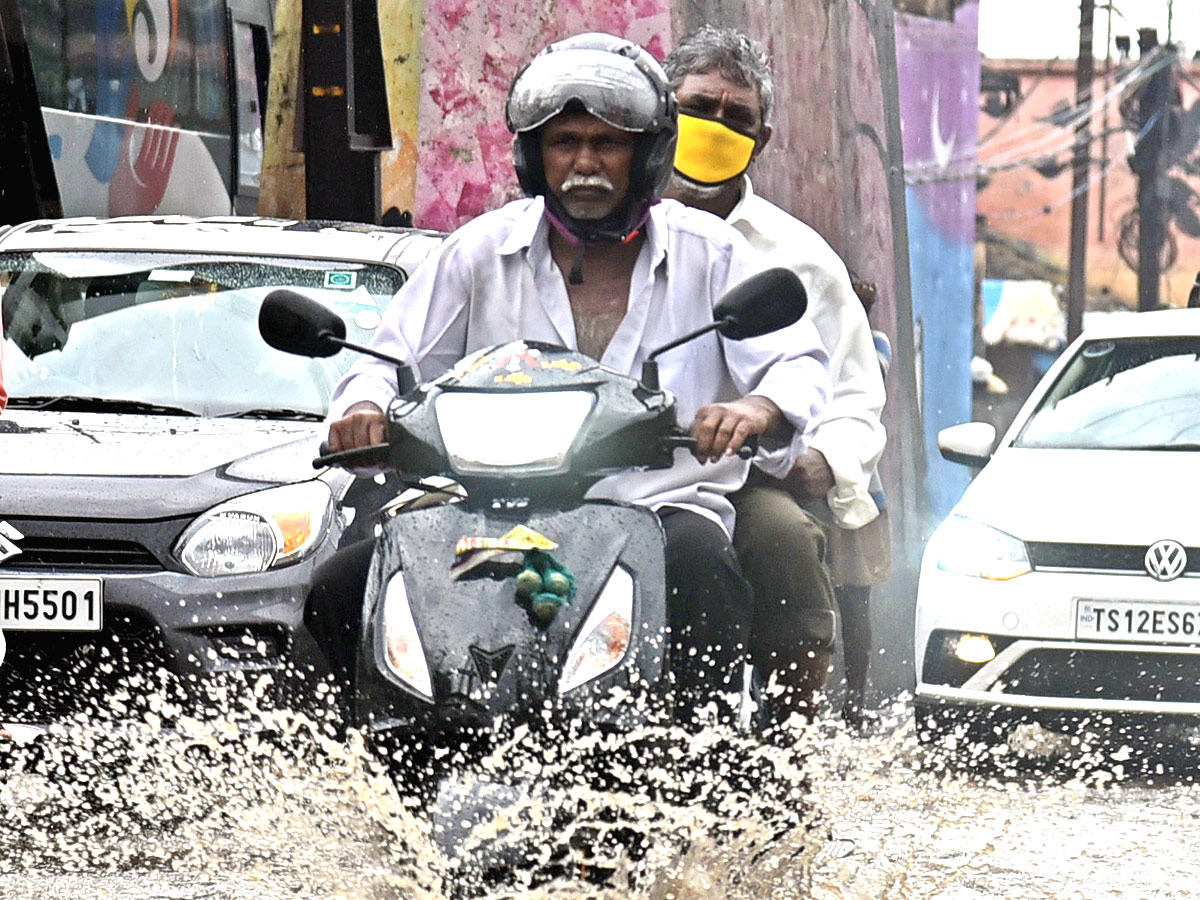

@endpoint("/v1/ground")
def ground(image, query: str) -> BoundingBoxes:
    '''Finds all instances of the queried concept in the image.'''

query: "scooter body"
[356,499,669,740]
[255,268,808,887]
[347,340,683,748]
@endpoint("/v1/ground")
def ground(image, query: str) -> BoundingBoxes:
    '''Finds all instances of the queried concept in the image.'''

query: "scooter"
[258,267,807,888]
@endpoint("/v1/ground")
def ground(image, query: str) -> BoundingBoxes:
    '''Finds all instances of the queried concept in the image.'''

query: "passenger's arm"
[800,262,888,526]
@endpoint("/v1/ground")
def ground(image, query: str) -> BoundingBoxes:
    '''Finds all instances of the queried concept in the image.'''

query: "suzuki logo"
[0,521,23,565]
[1145,539,1188,582]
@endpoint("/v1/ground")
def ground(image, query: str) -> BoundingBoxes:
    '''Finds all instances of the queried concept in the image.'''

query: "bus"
[9,0,272,218]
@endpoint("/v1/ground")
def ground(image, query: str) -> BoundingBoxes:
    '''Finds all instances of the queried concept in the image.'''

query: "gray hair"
[663,26,775,125]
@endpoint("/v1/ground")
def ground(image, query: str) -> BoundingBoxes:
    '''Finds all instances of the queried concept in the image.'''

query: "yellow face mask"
[673,113,758,186]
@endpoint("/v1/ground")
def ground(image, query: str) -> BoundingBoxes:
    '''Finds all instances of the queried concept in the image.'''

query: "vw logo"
[1145,539,1188,582]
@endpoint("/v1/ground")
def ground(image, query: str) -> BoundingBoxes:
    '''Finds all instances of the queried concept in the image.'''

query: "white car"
[914,308,1200,745]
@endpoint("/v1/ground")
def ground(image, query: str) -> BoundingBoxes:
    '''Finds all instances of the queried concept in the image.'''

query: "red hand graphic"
[109,94,181,216]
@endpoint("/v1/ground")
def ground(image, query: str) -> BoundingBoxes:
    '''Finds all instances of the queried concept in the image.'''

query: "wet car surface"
[0,216,445,724]
[916,309,1200,746]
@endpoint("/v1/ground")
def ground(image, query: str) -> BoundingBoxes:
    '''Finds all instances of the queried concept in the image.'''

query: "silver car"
[0,216,444,728]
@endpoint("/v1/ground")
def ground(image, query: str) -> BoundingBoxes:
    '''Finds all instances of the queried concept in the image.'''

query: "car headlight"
[928,515,1032,581]
[175,481,334,577]
[435,390,594,474]
[559,566,634,694]
[381,571,433,700]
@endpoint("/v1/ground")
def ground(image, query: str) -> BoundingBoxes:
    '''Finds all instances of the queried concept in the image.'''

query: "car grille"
[8,535,163,572]
[997,647,1200,704]
[1028,542,1200,575]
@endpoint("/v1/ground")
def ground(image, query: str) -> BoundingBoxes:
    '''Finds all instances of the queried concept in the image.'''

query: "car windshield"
[1014,336,1200,450]
[0,251,404,417]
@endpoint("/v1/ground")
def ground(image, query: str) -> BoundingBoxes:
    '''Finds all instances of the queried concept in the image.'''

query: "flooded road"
[2,696,1198,900]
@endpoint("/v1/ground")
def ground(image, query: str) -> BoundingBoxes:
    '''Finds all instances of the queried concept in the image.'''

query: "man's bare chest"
[567,277,630,361]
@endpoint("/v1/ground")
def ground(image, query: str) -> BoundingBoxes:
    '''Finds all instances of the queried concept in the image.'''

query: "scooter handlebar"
[662,432,758,460]
[313,441,389,470]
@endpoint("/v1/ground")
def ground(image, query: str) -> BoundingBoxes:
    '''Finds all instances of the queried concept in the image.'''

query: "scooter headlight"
[381,571,434,700]
[435,390,594,474]
[559,566,634,694]
[175,481,334,577]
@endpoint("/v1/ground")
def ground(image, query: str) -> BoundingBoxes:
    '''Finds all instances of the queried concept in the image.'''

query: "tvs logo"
[1144,539,1188,582]
[0,521,24,565]
[469,644,514,683]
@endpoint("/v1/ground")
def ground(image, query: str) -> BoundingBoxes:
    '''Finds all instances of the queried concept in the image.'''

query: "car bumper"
[915,564,1200,717]
[0,558,330,723]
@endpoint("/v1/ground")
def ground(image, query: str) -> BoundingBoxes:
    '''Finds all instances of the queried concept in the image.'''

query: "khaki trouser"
[730,482,837,669]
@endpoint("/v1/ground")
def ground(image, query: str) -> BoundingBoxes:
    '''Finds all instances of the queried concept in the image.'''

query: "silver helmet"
[506,32,677,243]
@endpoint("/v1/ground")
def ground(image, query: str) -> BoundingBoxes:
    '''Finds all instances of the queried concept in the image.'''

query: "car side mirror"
[938,422,997,468]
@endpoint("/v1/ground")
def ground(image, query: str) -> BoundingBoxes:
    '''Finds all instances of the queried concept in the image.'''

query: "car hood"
[0,411,329,518]
[954,447,1200,544]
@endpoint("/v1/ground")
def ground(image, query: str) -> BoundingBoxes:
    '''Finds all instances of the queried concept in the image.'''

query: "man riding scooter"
[304,32,831,723]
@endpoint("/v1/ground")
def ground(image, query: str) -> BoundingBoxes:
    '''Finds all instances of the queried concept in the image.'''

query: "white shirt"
[329,196,830,536]
[727,177,887,528]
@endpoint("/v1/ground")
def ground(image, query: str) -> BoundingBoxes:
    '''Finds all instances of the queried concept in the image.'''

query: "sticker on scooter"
[450,525,558,580]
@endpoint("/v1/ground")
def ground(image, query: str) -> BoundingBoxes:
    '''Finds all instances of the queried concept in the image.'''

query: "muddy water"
[2,693,1198,900]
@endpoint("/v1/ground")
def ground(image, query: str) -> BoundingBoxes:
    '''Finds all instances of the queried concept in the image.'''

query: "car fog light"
[953,633,996,664]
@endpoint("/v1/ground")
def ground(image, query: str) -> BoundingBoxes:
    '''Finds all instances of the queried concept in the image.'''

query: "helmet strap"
[544,201,654,285]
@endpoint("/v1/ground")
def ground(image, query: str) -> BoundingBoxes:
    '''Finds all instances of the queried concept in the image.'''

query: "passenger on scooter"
[306,32,831,722]
[663,27,889,727]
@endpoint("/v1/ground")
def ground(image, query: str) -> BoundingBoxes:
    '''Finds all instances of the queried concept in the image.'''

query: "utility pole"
[1133,28,1169,311]
[1067,0,1094,342]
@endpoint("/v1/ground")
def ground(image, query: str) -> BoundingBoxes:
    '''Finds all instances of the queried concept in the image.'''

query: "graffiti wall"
[413,1,672,231]
[895,1,980,521]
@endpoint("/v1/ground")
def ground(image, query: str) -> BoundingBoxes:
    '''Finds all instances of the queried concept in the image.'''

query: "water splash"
[0,670,824,900]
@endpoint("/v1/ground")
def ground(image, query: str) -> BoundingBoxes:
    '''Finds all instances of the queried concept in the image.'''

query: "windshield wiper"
[1118,442,1200,451]
[219,407,325,421]
[9,395,201,416]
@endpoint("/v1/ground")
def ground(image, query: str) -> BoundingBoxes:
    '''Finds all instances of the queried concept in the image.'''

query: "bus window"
[7,0,269,220]
[17,0,66,110]
[190,0,229,132]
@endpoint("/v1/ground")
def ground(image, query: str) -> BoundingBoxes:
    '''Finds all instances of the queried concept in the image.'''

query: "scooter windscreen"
[386,340,679,493]
[435,389,595,474]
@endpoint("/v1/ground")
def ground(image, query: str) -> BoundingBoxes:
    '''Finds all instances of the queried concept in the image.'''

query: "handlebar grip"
[737,434,759,460]
[312,441,389,470]
[662,432,759,459]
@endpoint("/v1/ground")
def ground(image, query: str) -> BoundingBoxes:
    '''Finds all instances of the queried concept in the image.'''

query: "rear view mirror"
[713,267,807,340]
[259,289,346,358]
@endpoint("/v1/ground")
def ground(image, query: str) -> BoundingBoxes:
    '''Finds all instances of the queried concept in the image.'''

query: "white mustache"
[561,174,614,193]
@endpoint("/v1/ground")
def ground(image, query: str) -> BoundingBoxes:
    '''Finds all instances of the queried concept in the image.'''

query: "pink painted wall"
[413,1,672,231]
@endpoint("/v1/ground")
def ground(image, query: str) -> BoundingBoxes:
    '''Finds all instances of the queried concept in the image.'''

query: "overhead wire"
[903,47,1177,185]
[983,106,1163,220]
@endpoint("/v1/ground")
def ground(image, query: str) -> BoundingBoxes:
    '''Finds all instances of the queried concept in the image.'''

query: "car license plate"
[1076,599,1200,644]
[0,577,103,631]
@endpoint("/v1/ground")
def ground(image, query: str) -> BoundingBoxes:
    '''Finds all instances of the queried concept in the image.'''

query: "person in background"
[663,26,889,730]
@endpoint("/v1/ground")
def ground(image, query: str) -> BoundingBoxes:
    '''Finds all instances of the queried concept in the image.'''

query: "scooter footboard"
[356,502,669,735]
